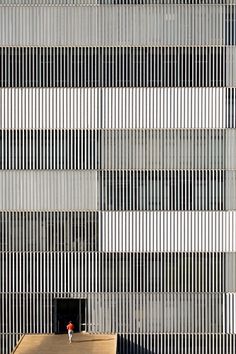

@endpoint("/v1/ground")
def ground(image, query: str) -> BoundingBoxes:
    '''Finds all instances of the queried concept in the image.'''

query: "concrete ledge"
[11,335,25,354]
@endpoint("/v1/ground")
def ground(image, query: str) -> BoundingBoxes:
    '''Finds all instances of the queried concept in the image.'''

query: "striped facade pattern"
[0,1,236,354]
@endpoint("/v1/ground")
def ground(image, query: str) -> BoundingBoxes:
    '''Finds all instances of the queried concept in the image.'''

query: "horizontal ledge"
[0,45,234,48]
[0,168,235,171]
[0,128,235,131]
[1,291,236,294]
[0,209,234,212]
[2,251,236,254]
[0,3,235,7]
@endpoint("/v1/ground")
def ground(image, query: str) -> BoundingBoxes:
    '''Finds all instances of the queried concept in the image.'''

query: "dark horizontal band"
[0,47,227,87]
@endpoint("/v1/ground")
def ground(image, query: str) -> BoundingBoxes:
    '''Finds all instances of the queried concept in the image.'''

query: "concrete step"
[12,333,117,354]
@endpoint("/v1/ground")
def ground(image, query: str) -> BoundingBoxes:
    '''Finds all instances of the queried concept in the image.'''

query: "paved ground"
[13,333,117,354]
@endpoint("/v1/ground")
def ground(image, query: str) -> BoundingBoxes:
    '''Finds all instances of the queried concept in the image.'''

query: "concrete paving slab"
[12,333,117,354]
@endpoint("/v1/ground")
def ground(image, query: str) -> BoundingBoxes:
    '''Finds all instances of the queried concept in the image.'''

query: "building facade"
[1,1,236,353]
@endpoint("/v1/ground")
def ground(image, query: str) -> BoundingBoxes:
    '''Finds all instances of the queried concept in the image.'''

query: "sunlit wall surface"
[1,1,236,353]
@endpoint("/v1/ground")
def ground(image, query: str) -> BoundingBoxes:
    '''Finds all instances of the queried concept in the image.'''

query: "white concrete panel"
[0,88,226,129]
[0,5,225,46]
[0,88,99,129]
[0,171,98,210]
[100,211,236,252]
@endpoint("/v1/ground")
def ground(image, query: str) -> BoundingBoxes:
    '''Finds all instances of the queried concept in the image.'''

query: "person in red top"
[66,321,75,344]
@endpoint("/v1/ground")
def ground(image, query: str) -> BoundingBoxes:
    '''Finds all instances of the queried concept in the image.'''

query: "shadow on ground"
[117,334,155,354]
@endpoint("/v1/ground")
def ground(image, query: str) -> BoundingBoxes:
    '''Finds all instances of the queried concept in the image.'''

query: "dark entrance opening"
[54,299,87,334]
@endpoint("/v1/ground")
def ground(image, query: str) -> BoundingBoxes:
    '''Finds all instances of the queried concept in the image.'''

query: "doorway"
[54,298,87,334]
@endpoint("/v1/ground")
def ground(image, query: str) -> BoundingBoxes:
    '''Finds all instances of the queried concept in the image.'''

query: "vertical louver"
[0,1,236,354]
